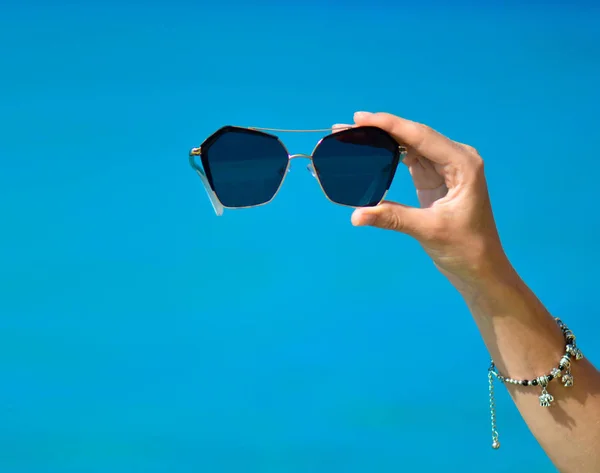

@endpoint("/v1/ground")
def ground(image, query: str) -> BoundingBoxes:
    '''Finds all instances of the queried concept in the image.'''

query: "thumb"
[351,201,433,239]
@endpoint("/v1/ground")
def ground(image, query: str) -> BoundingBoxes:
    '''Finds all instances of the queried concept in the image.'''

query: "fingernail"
[354,111,373,120]
[352,210,375,226]
[331,123,352,130]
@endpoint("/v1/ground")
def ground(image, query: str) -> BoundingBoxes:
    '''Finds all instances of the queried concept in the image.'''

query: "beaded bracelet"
[487,317,584,449]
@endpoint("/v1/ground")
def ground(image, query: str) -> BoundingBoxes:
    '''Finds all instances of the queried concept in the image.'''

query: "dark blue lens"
[201,127,289,208]
[311,127,401,207]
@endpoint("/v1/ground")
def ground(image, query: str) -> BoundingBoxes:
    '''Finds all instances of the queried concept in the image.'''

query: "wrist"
[442,238,519,299]
[446,240,566,375]
[446,241,561,346]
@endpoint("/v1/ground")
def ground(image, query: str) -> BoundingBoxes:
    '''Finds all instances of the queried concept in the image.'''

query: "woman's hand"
[343,113,600,473]
[341,111,511,286]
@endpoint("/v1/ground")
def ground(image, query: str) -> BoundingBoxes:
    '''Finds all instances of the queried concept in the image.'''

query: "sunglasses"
[189,125,407,216]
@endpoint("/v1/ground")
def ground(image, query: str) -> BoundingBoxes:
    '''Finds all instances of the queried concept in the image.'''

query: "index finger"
[353,112,466,165]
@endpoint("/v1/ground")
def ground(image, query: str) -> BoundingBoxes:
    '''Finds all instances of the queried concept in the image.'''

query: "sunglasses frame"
[189,126,407,216]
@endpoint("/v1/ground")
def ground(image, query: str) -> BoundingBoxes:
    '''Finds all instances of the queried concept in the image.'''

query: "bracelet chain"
[487,318,584,450]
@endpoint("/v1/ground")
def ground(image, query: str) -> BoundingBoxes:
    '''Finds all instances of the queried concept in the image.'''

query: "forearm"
[452,256,600,473]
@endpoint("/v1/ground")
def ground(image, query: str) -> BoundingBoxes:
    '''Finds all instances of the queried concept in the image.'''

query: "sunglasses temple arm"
[189,154,224,216]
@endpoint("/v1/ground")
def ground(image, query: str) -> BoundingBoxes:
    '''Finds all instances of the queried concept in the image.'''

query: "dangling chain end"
[488,361,500,449]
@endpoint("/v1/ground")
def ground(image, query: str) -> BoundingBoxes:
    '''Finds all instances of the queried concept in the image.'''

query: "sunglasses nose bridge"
[288,153,312,160]
[287,154,318,180]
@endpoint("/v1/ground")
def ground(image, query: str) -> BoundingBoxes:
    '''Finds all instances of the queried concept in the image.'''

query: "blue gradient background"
[1,1,599,472]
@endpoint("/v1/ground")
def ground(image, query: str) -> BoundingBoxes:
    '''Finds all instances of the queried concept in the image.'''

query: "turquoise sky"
[1,1,599,472]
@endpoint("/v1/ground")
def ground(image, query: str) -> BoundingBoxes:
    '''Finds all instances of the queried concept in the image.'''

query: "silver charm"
[492,440,500,449]
[551,368,561,378]
[574,347,584,360]
[562,372,574,387]
[539,388,554,407]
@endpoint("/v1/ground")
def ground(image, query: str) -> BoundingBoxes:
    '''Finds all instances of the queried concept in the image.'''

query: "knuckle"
[376,210,403,232]
[458,145,485,177]
[389,213,405,232]
[417,123,433,137]
[408,122,432,149]
[472,154,485,174]
[463,144,480,156]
